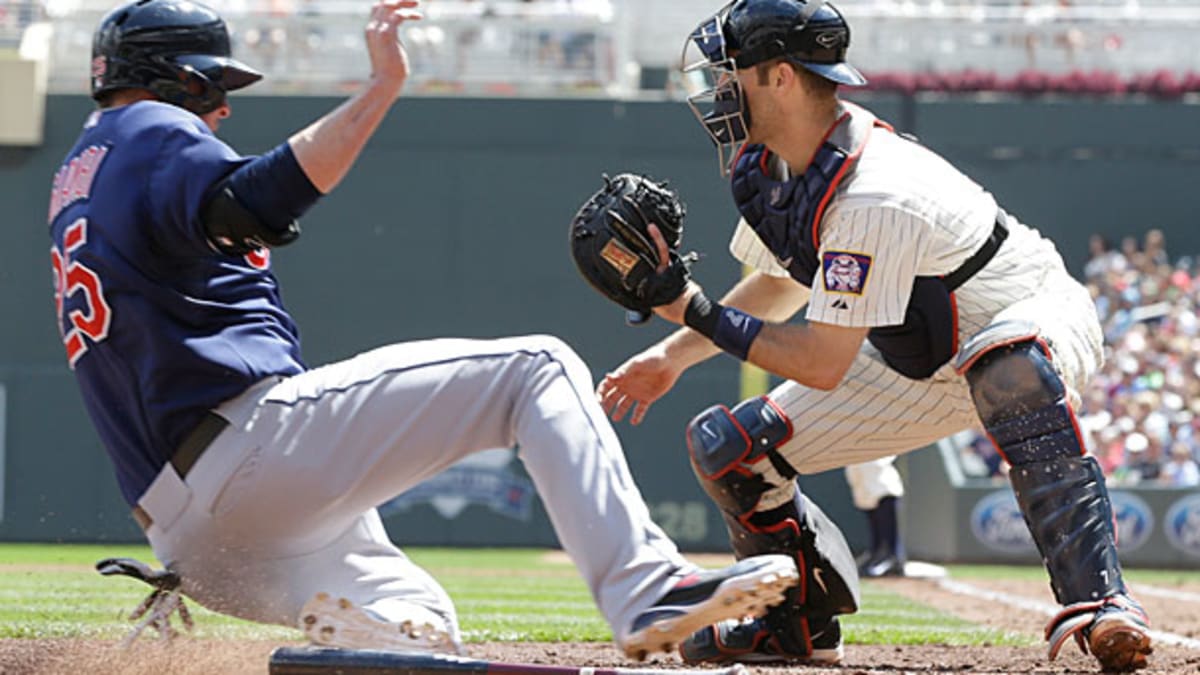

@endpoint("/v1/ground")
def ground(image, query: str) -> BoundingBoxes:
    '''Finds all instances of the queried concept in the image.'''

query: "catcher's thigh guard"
[962,332,1126,605]
[686,399,859,619]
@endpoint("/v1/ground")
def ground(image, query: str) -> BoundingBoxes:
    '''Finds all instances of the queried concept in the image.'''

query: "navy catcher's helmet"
[682,0,864,173]
[91,0,262,114]
[724,0,865,86]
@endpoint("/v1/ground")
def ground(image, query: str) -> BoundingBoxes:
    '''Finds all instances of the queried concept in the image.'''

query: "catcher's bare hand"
[366,0,422,94]
[597,344,684,425]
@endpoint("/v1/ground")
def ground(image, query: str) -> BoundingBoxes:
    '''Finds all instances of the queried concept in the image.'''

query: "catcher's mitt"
[569,173,696,324]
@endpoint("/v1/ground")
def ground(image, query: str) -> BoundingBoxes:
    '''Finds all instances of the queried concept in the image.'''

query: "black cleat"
[680,613,843,665]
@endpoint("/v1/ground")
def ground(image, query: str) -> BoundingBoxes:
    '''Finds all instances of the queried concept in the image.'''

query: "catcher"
[569,2,1152,671]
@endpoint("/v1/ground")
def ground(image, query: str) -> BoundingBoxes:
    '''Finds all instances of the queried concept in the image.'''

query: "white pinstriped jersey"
[731,103,1079,343]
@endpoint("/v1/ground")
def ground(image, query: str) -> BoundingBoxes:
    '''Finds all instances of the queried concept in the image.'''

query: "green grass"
[17,544,1193,647]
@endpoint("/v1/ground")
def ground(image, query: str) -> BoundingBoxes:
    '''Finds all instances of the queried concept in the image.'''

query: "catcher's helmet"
[724,0,865,86]
[682,0,864,174]
[91,0,262,115]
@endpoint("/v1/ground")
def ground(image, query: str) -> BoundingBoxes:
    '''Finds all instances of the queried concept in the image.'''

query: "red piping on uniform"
[952,332,1039,375]
[800,616,813,654]
[761,396,796,444]
[729,140,748,168]
[985,431,1008,465]
[811,112,877,248]
[949,292,959,355]
[804,109,852,168]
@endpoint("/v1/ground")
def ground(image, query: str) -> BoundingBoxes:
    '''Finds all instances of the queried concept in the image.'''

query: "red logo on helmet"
[245,248,270,270]
[91,56,107,80]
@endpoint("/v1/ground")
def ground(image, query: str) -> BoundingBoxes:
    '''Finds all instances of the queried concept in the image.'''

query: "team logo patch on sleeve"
[822,251,872,295]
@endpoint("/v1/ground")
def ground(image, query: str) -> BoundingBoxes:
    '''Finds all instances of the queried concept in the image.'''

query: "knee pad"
[962,335,1084,467]
[686,397,793,517]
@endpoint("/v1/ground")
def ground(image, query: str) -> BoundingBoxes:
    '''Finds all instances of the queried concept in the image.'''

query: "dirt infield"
[3,575,1198,675]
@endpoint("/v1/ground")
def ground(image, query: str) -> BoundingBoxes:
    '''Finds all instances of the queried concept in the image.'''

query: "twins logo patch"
[822,251,872,295]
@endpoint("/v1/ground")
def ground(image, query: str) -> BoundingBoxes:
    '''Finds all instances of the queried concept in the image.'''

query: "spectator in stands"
[1161,442,1200,487]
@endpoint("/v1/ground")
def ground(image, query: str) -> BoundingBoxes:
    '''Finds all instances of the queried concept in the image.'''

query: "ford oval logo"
[1164,493,1200,558]
[970,490,1036,553]
[1109,491,1154,553]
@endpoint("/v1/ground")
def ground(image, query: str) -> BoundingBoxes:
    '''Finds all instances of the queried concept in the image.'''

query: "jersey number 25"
[51,218,111,368]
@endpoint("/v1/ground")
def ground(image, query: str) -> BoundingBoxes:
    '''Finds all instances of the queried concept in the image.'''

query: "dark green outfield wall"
[1,94,1198,557]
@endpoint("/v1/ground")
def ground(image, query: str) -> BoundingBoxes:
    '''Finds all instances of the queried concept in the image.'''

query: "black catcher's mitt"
[569,173,696,324]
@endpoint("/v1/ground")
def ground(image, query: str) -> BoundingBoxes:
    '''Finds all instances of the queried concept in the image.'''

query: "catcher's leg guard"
[963,329,1151,670]
[682,398,859,663]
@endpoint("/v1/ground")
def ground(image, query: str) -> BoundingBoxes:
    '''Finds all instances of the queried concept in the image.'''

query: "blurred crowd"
[961,230,1200,488]
[857,68,1200,98]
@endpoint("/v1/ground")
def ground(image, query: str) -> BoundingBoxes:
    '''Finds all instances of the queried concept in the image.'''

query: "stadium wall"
[1,94,1198,566]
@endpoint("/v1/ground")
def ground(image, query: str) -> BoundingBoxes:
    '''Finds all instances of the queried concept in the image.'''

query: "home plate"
[904,561,949,579]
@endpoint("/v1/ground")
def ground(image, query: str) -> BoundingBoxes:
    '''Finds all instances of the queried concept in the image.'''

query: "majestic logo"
[380,447,535,521]
[1109,491,1154,553]
[830,299,849,310]
[822,251,872,295]
[1164,493,1200,558]
[970,490,1036,554]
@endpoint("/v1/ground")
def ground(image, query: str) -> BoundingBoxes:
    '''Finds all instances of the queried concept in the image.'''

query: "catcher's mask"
[682,0,866,174]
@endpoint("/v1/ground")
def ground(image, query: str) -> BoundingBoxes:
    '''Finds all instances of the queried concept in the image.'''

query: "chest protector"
[731,105,982,380]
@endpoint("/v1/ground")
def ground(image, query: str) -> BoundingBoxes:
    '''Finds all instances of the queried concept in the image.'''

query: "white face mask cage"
[681,5,750,176]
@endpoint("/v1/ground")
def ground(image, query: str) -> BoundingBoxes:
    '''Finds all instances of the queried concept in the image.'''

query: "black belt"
[132,412,229,530]
[943,210,1009,292]
[170,412,228,479]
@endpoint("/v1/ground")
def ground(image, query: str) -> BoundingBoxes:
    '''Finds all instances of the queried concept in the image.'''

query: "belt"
[132,412,229,531]
[943,210,1009,292]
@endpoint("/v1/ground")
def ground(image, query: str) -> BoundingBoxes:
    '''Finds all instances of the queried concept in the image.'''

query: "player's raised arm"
[288,0,422,194]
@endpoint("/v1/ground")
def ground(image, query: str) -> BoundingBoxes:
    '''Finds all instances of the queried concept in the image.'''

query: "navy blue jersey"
[48,101,305,506]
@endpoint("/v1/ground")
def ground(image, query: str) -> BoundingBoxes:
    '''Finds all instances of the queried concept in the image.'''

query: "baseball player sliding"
[573,0,1153,670]
[49,0,802,660]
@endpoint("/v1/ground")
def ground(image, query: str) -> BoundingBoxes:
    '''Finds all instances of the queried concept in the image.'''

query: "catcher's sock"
[621,555,798,660]
[869,496,904,562]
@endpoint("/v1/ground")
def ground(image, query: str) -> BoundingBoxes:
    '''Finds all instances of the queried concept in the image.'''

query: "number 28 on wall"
[51,218,111,368]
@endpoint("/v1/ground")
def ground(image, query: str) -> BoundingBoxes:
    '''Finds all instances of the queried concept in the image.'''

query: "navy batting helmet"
[91,0,262,115]
[725,0,865,86]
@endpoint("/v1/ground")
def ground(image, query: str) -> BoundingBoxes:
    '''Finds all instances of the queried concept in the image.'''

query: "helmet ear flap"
[147,60,226,114]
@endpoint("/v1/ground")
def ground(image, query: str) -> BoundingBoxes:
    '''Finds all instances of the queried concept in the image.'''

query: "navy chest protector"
[731,107,1006,380]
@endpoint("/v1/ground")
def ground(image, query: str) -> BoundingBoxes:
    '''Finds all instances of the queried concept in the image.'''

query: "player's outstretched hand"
[597,344,684,425]
[365,0,422,94]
